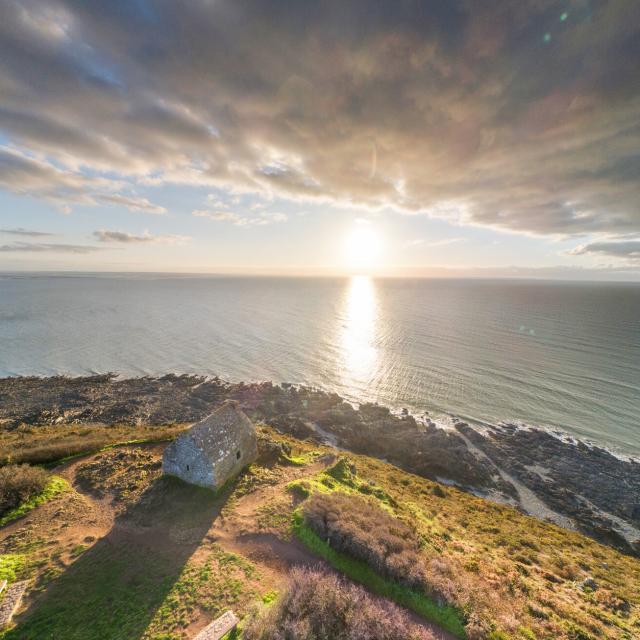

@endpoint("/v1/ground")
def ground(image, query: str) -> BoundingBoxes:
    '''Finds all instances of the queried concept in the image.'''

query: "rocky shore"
[1,374,638,555]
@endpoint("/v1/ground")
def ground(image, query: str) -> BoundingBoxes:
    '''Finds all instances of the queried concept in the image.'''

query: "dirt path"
[207,462,458,640]
[3,447,457,640]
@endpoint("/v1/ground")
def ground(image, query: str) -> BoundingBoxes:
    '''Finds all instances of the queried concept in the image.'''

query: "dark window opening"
[236,450,241,460]
[186,464,190,471]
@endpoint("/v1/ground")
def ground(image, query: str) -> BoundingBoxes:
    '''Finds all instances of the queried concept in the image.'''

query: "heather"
[0,464,50,516]
[303,491,458,606]
[242,567,435,640]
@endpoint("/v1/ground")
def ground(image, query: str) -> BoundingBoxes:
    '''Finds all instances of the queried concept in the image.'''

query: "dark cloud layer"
[570,238,640,262]
[0,0,639,237]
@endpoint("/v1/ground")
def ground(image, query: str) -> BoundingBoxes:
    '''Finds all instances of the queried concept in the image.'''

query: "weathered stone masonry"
[163,400,257,490]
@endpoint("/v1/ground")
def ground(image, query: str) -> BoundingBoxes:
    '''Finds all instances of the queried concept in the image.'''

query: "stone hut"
[162,400,257,490]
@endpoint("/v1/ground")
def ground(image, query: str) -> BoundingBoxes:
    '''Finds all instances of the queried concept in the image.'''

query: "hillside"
[0,423,638,640]
[2,376,639,559]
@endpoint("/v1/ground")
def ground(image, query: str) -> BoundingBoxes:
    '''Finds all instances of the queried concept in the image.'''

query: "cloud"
[0,1,638,237]
[193,209,287,227]
[0,242,102,253]
[428,238,466,248]
[206,196,230,209]
[0,146,116,207]
[193,210,239,223]
[406,237,466,248]
[95,195,167,215]
[93,230,189,244]
[0,146,165,214]
[0,227,54,237]
[569,239,640,262]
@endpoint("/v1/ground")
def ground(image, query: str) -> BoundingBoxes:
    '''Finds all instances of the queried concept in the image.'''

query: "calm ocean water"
[1,274,639,454]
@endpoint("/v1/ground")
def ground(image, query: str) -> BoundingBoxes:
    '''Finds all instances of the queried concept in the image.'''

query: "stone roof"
[188,400,254,455]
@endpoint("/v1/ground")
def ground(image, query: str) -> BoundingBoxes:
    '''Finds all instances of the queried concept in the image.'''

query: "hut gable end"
[162,400,257,490]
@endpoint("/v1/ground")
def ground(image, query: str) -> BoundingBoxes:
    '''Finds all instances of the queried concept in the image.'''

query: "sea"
[1,273,639,454]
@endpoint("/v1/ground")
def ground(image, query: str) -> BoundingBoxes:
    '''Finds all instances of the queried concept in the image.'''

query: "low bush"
[302,492,458,606]
[0,463,50,516]
[0,424,184,467]
[242,567,436,640]
[292,512,466,637]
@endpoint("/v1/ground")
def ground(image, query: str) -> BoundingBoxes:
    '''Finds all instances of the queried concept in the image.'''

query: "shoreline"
[1,373,638,556]
[5,368,639,458]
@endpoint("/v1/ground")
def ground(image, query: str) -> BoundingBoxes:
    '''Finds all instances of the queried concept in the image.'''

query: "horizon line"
[1,269,640,285]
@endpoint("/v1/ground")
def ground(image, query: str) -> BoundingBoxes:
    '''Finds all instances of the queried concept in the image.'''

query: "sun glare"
[343,224,382,272]
[340,275,378,389]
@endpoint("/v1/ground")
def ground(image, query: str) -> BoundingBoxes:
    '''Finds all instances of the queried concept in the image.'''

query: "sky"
[0,0,639,278]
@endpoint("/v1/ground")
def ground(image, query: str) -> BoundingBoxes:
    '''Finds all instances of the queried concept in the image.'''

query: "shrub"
[242,567,436,640]
[0,463,50,516]
[431,485,447,498]
[302,492,458,607]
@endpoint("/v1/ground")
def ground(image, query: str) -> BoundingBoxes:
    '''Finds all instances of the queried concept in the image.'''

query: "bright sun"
[343,224,382,272]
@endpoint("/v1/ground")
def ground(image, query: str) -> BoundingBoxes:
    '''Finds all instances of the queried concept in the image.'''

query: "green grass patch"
[0,554,27,583]
[70,544,87,558]
[1,473,257,640]
[287,476,332,499]
[291,511,467,639]
[143,547,257,639]
[0,476,69,527]
[281,454,309,466]
[287,458,396,510]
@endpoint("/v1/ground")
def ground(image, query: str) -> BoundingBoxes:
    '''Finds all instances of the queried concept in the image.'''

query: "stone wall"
[211,423,257,489]
[162,412,257,491]
[162,434,215,488]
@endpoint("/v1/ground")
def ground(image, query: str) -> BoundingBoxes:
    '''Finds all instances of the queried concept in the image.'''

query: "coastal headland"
[1,374,638,556]
[0,374,639,639]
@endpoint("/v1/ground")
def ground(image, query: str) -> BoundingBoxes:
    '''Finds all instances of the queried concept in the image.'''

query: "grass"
[287,457,396,510]
[1,428,639,640]
[0,423,186,467]
[0,476,251,640]
[0,540,180,640]
[0,476,69,527]
[285,448,640,639]
[45,436,179,469]
[142,545,259,640]
[0,554,27,583]
[291,510,467,639]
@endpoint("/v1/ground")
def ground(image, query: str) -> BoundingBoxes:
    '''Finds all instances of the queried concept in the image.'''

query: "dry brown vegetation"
[299,488,502,639]
[0,464,50,516]
[0,423,186,466]
[243,566,435,640]
[291,453,640,639]
[303,491,458,606]
[75,448,163,509]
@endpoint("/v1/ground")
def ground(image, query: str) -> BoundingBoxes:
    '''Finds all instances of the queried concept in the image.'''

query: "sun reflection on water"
[340,276,378,390]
